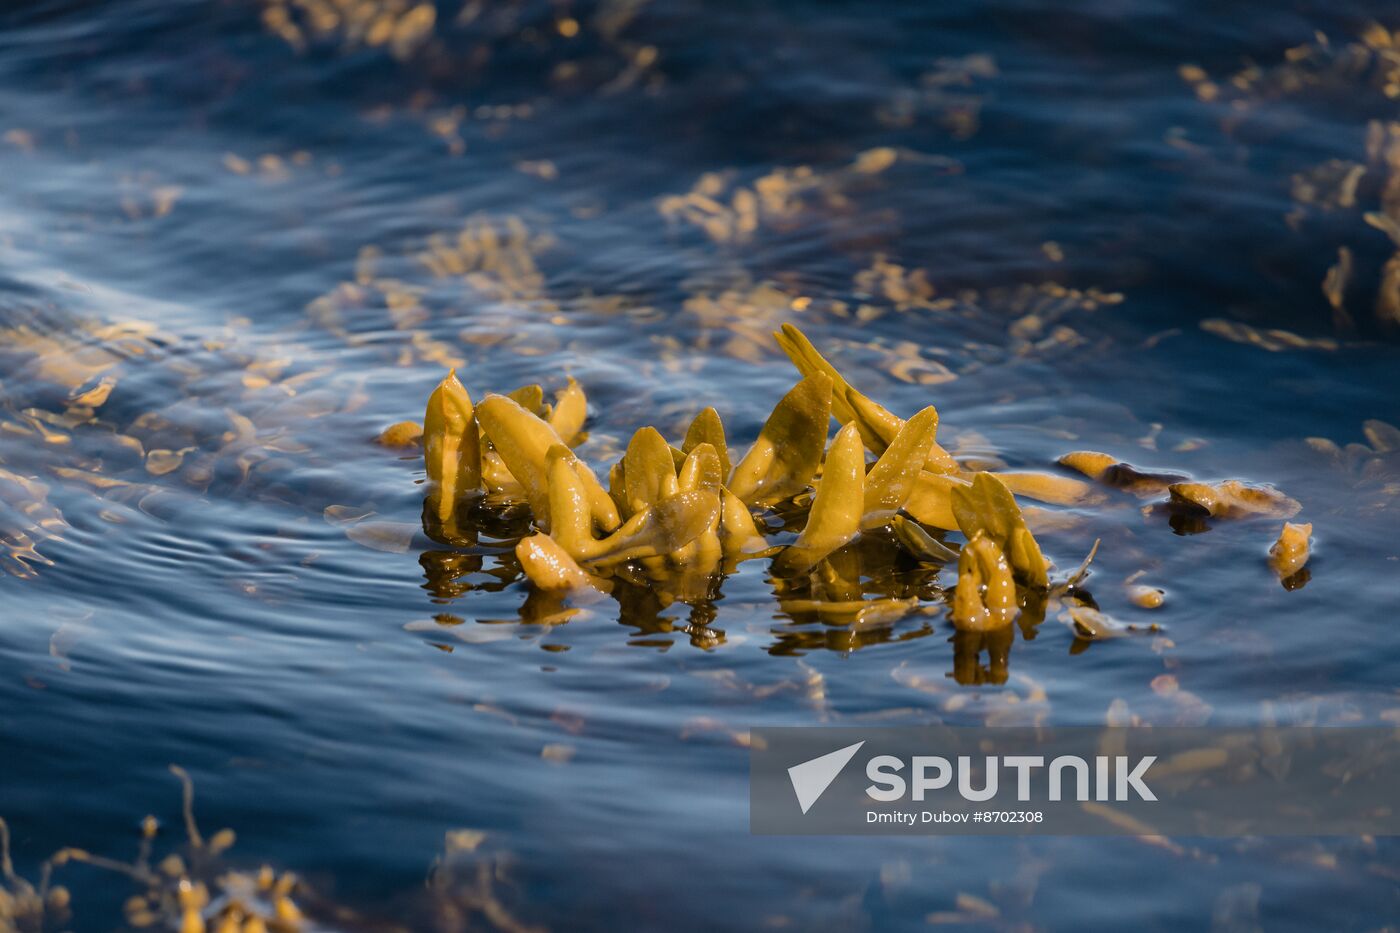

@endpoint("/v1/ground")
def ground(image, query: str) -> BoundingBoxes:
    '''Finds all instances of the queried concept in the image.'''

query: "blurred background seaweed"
[1,0,1399,929]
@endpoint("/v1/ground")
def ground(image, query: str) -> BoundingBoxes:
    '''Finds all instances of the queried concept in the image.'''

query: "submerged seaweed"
[1183,22,1400,339]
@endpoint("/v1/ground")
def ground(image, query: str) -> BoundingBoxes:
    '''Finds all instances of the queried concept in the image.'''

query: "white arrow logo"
[788,741,865,814]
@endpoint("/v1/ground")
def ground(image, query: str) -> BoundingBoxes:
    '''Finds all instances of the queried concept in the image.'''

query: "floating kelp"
[424,370,481,523]
[0,304,406,581]
[377,420,422,448]
[1200,319,1342,352]
[991,471,1101,506]
[659,162,854,246]
[1058,450,1188,497]
[0,318,169,393]
[1363,417,1400,453]
[876,54,998,139]
[1180,23,1400,111]
[726,374,833,505]
[400,325,1314,648]
[670,264,1121,375]
[1057,449,1312,555]
[1126,583,1166,610]
[890,514,959,563]
[1168,480,1302,520]
[405,326,1064,640]
[1269,522,1314,585]
[1066,606,1146,641]
[775,323,957,473]
[426,828,546,933]
[0,761,564,931]
[772,422,864,575]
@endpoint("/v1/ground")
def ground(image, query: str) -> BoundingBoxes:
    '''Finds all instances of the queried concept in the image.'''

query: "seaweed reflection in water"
[416,513,1159,691]
[419,507,956,655]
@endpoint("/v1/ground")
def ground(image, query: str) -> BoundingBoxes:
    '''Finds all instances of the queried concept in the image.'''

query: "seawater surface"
[1,0,1399,929]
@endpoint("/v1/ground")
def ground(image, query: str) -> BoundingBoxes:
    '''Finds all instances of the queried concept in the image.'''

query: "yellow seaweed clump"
[261,0,438,60]
[401,323,1324,655]
[409,327,1067,633]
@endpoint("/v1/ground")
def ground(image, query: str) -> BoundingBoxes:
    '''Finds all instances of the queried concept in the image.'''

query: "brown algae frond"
[515,533,609,595]
[1126,583,1166,609]
[861,406,941,523]
[952,532,1017,631]
[424,369,480,522]
[774,422,864,575]
[727,373,833,504]
[475,393,619,532]
[1167,480,1302,519]
[775,323,958,473]
[407,329,997,601]
[1057,450,1187,497]
[682,407,731,479]
[951,472,1049,589]
[1269,521,1313,583]
[377,420,423,448]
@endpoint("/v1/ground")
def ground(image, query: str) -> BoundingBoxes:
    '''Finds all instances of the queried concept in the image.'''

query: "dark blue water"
[2,0,1399,928]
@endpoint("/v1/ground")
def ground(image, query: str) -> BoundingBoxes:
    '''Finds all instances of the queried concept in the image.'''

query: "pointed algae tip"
[424,368,481,515]
[779,321,812,348]
[431,369,474,416]
[441,368,471,398]
[774,322,808,350]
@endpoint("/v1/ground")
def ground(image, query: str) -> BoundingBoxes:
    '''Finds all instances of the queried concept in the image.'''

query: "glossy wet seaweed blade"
[1,0,1400,930]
